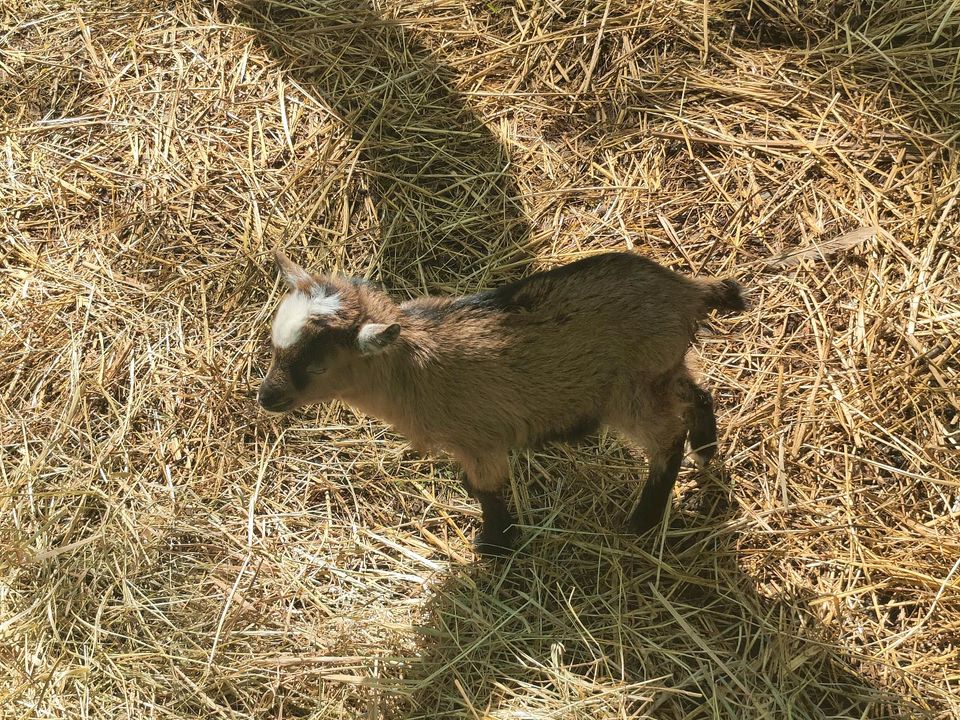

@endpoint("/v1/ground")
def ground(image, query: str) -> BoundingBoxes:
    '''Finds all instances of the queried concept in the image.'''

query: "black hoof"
[475,526,517,557]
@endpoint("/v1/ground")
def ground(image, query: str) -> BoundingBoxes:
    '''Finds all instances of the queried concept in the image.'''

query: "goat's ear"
[357,323,400,355]
[274,250,316,293]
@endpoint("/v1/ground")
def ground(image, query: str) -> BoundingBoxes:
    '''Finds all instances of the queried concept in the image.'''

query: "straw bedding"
[2,0,958,717]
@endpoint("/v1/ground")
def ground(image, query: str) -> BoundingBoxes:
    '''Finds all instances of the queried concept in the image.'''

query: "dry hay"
[2,0,959,717]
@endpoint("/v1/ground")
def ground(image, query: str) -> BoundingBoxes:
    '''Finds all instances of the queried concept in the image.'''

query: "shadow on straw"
[397,459,930,718]
[228,0,533,289]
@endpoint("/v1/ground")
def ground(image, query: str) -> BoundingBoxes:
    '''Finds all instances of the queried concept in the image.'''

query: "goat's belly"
[400,369,612,452]
[526,414,601,448]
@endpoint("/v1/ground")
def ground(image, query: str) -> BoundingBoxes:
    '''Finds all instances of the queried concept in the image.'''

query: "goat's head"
[257,251,400,413]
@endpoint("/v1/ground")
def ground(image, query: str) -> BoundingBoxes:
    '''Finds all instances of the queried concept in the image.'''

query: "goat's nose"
[258,383,292,412]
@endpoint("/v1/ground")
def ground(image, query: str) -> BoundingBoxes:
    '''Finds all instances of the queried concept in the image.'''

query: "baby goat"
[258,251,745,555]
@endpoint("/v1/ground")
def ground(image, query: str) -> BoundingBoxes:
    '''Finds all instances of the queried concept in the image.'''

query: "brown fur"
[259,251,745,554]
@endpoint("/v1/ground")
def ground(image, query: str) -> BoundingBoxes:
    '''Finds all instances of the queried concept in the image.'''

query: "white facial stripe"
[271,293,312,349]
[271,291,341,348]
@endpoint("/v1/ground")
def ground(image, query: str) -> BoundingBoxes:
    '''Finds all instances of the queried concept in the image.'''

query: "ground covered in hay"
[2,0,959,717]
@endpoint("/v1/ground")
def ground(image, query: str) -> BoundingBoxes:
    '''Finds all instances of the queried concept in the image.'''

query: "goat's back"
[390,253,732,451]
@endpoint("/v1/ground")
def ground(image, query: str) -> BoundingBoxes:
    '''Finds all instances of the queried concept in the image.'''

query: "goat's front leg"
[457,453,517,557]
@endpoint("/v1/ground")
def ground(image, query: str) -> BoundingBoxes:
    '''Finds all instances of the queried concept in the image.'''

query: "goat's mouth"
[260,398,296,414]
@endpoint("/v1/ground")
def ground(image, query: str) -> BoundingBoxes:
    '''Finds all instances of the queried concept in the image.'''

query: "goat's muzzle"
[258,382,294,413]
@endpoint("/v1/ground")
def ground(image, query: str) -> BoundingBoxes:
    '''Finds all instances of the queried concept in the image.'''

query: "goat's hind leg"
[627,426,686,534]
[457,453,517,556]
[613,378,689,534]
[685,382,718,467]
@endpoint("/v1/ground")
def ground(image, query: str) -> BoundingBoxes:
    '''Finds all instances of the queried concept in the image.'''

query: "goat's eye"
[307,365,327,375]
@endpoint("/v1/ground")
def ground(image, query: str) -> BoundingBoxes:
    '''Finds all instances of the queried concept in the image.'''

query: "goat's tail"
[702,278,747,314]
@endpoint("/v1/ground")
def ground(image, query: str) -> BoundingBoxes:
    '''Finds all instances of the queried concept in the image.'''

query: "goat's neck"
[342,336,434,430]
